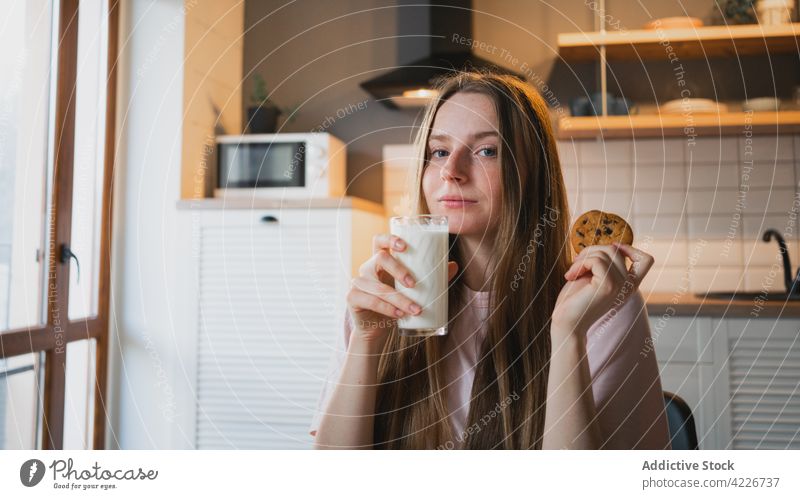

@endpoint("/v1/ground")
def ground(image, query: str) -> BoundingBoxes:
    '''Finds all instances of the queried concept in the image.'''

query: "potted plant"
[718,0,757,24]
[246,74,297,133]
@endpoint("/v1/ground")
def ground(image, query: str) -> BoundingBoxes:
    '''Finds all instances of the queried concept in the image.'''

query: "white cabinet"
[188,207,385,449]
[649,316,730,449]
[724,318,800,449]
[650,314,800,449]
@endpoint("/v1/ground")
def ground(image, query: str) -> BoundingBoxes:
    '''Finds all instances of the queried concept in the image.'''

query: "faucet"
[762,229,800,296]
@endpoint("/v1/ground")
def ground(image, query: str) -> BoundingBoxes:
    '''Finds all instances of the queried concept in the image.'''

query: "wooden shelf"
[558,23,800,62]
[556,111,800,139]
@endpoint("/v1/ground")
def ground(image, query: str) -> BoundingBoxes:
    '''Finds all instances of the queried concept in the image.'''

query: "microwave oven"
[214,133,346,198]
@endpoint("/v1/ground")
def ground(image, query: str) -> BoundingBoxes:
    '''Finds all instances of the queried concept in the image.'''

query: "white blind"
[195,219,343,449]
[729,336,800,449]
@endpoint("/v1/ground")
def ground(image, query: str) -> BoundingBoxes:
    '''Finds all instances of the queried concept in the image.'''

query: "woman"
[309,70,670,450]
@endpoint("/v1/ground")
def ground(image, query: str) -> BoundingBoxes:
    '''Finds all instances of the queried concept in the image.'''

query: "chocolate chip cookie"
[570,210,633,254]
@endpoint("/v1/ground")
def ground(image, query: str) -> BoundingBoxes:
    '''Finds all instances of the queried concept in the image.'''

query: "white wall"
[108,0,194,449]
[558,136,800,297]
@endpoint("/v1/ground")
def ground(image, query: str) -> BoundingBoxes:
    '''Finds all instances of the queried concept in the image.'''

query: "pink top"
[309,287,672,449]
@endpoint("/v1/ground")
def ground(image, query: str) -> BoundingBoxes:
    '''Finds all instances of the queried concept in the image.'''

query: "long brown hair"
[373,69,572,449]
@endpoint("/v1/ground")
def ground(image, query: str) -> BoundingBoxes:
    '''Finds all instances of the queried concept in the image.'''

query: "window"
[0,0,118,450]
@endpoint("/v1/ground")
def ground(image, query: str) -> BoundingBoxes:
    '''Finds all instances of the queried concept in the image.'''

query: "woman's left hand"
[552,242,654,341]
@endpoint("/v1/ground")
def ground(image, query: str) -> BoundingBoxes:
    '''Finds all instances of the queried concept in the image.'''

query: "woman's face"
[423,91,503,238]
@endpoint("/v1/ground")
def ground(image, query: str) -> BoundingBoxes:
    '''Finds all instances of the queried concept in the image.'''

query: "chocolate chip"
[595,229,601,236]
[578,242,585,247]
[577,230,584,237]
[604,227,613,235]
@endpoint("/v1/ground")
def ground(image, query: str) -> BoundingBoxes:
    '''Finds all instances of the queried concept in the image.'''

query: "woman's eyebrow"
[428,131,498,142]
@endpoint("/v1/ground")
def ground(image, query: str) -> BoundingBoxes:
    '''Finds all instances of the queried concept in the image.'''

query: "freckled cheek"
[485,174,504,221]
[480,172,503,206]
[421,168,440,205]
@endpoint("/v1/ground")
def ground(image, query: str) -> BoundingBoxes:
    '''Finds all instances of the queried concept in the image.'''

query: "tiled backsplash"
[557,135,800,295]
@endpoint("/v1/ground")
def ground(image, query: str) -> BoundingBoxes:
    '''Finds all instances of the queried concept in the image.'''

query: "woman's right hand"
[346,234,457,347]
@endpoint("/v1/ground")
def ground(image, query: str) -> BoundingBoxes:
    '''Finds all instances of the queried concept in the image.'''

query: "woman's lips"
[438,198,477,208]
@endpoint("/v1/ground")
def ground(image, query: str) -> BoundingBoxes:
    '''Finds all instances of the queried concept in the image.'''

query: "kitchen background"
[239,0,800,296]
[117,0,800,451]
[4,0,798,452]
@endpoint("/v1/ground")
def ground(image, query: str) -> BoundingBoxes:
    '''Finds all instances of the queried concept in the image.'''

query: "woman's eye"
[429,147,496,159]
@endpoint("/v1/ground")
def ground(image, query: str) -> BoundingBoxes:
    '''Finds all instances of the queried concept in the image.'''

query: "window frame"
[0,0,118,450]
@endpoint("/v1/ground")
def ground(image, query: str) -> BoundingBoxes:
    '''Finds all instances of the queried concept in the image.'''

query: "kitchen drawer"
[648,316,714,364]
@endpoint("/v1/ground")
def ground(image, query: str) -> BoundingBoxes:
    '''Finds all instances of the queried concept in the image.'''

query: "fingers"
[348,286,407,319]
[567,245,626,281]
[566,250,624,287]
[565,243,655,295]
[365,234,414,285]
[359,250,416,287]
[604,243,628,279]
[448,261,459,282]
[372,234,406,253]
[611,242,655,287]
[351,276,422,316]
[566,252,624,293]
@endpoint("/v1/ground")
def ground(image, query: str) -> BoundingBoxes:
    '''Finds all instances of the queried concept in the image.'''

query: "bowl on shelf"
[742,97,781,112]
[659,98,728,114]
[643,17,704,30]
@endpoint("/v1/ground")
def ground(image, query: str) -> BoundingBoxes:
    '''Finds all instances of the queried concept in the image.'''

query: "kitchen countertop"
[176,196,385,216]
[645,292,800,318]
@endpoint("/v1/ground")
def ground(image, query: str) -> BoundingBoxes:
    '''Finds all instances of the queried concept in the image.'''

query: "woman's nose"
[440,150,468,183]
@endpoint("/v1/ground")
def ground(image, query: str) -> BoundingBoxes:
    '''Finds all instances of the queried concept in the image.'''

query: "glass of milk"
[389,215,449,337]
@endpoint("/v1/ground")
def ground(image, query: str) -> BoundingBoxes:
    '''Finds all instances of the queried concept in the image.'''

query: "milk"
[390,216,449,336]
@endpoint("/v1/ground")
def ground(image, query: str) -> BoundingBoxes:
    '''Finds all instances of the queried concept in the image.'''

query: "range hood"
[360,0,526,109]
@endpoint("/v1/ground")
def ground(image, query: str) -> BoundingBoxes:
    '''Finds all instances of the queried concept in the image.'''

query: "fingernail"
[395,309,405,317]
[404,276,415,287]
[411,304,422,314]
[394,240,405,250]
